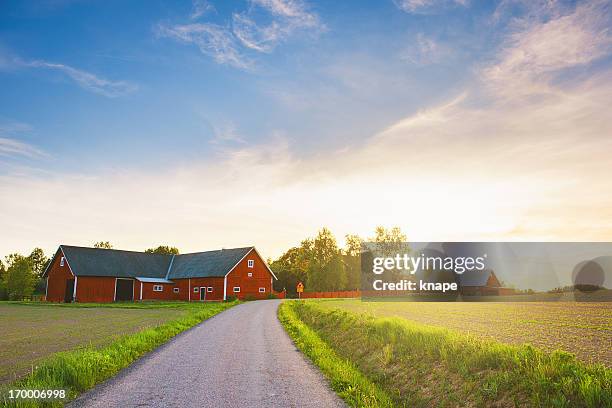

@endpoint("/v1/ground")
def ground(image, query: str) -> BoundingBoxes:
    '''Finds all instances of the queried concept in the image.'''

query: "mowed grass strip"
[0,301,236,408]
[285,301,612,408]
[278,301,394,408]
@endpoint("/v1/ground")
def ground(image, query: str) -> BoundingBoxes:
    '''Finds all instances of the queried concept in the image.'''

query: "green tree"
[93,241,113,249]
[28,247,50,278]
[270,246,310,295]
[0,260,7,300]
[3,254,35,300]
[145,245,180,255]
[368,226,410,282]
[370,226,407,256]
[306,228,347,291]
[343,234,363,290]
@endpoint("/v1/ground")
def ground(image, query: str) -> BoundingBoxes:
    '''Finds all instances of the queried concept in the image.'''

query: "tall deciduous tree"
[344,234,363,290]
[3,254,35,300]
[0,260,7,300]
[307,228,347,292]
[145,245,180,255]
[93,241,113,249]
[28,248,49,278]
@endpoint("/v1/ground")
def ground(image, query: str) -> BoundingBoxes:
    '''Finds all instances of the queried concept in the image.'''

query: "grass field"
[317,299,612,367]
[280,300,612,407]
[0,301,235,407]
[0,303,189,384]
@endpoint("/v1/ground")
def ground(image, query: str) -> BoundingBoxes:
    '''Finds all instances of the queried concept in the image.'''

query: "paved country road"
[69,300,345,408]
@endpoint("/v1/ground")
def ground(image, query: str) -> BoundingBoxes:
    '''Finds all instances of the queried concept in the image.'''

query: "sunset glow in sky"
[1,0,611,258]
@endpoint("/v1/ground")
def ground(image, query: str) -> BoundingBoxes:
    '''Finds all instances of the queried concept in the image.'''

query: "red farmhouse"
[44,245,277,302]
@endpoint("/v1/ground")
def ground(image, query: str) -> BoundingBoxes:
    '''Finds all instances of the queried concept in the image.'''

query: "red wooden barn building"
[44,245,277,302]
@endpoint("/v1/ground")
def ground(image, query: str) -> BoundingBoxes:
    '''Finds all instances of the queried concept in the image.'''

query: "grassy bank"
[1,301,236,408]
[281,301,612,408]
[278,300,394,407]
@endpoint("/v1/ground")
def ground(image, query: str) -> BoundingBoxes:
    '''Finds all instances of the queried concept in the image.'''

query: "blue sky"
[1,0,611,258]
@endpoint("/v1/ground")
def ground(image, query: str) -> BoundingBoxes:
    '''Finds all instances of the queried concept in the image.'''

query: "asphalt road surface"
[69,300,345,408]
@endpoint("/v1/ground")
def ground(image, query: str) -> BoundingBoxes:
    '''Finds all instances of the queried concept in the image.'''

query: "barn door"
[115,279,134,301]
[64,279,75,303]
[200,287,207,301]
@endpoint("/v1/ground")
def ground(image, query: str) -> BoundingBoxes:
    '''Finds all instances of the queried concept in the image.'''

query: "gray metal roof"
[168,247,253,279]
[55,245,256,280]
[60,245,171,279]
[135,277,174,283]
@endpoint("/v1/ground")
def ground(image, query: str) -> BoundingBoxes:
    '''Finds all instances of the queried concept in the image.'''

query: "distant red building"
[44,245,277,302]
[458,269,515,296]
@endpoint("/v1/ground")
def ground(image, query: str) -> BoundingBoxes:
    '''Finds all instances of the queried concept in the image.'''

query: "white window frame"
[153,285,163,292]
[259,287,266,293]
[207,287,213,292]
[173,287,179,293]
[60,257,65,267]
[247,259,254,268]
[233,286,241,293]
[193,287,199,293]
[247,272,253,277]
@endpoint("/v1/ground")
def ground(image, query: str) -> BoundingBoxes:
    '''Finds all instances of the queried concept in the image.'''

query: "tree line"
[270,226,406,295]
[0,242,180,300]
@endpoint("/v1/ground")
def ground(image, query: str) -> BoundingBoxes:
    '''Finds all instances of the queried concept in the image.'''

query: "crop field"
[283,300,612,407]
[0,303,189,384]
[317,299,612,367]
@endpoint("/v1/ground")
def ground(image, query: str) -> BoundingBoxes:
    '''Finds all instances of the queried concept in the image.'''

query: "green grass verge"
[0,301,237,408]
[278,301,394,407]
[283,301,612,408]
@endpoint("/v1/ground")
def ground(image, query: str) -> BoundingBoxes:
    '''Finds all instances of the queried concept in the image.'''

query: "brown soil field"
[317,299,612,367]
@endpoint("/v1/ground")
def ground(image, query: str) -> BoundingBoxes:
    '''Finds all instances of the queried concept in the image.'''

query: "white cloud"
[210,121,246,144]
[0,51,137,97]
[400,33,451,65]
[232,0,323,53]
[393,0,468,14]
[190,0,214,20]
[156,23,252,69]
[0,121,47,159]
[158,0,322,68]
[26,60,136,97]
[0,138,46,159]
[231,13,282,53]
[484,0,612,98]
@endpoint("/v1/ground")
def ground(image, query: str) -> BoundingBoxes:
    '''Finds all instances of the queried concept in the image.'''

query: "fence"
[299,290,360,299]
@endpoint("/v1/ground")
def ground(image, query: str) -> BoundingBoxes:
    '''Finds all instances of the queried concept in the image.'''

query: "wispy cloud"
[0,121,47,159]
[232,0,323,53]
[156,23,252,69]
[25,60,138,97]
[399,33,451,65]
[210,121,246,144]
[190,0,214,20]
[393,0,468,14]
[0,49,137,98]
[0,138,47,159]
[158,0,322,68]
[484,0,612,98]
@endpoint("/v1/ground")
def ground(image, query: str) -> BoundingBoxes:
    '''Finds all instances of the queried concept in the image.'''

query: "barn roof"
[54,245,258,280]
[168,247,253,279]
[60,246,171,279]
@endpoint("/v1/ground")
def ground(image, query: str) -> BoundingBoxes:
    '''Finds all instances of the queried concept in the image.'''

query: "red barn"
[44,245,277,303]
